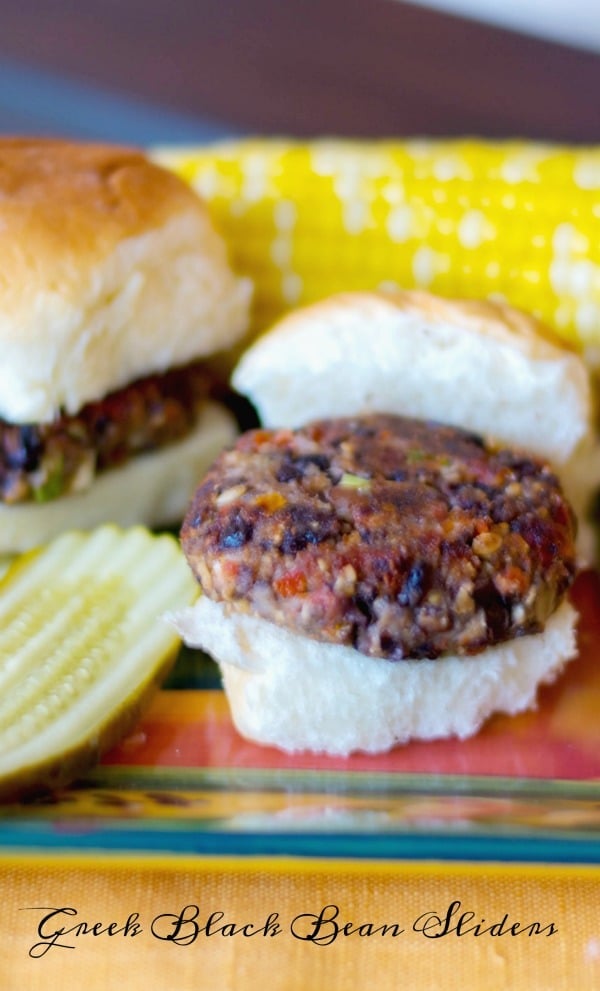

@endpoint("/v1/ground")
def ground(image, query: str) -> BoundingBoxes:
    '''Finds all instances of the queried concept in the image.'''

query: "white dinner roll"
[170,594,578,756]
[233,290,599,562]
[0,138,251,424]
[0,137,253,552]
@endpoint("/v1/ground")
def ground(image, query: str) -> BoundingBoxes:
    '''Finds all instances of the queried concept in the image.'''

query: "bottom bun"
[1,401,237,555]
[171,597,578,755]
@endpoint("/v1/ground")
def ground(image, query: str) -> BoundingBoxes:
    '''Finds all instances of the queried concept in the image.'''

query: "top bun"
[233,290,599,561]
[234,290,590,465]
[0,137,252,423]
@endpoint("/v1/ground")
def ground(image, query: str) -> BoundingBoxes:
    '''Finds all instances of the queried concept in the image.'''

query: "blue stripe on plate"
[0,57,242,143]
[1,819,599,863]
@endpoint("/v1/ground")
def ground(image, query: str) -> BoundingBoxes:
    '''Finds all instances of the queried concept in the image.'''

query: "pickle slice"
[0,525,197,799]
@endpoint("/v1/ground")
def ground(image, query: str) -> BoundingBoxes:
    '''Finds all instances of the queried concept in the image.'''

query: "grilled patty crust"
[0,361,219,504]
[181,414,577,661]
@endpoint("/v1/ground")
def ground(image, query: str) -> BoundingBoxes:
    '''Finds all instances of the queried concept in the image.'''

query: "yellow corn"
[153,138,600,362]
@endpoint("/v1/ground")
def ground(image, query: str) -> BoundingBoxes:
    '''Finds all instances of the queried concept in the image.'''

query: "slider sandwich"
[0,138,252,554]
[171,291,599,755]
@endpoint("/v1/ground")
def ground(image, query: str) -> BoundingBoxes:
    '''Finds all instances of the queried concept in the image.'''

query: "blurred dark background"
[0,0,599,144]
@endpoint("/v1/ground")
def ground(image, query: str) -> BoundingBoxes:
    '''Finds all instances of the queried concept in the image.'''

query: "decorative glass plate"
[1,571,599,865]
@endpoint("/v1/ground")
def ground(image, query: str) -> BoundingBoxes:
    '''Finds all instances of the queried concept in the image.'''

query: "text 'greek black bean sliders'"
[171,290,598,755]
[0,137,252,555]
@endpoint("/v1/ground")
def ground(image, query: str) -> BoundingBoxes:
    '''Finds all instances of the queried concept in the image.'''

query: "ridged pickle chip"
[0,525,197,799]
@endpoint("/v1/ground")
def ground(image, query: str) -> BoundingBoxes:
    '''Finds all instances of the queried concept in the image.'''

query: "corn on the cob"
[153,138,600,363]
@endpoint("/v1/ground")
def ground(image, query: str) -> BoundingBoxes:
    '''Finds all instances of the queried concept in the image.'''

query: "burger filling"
[181,414,577,661]
[0,361,220,504]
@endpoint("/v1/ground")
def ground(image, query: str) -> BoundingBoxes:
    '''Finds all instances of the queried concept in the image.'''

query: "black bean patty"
[0,361,218,504]
[181,414,577,661]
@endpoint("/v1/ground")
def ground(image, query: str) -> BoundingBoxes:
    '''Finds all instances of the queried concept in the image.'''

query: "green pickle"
[0,525,197,799]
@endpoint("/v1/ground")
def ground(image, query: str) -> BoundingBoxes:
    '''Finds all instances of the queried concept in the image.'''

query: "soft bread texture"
[0,401,236,555]
[0,138,252,423]
[233,290,589,464]
[171,596,578,755]
[233,290,599,562]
